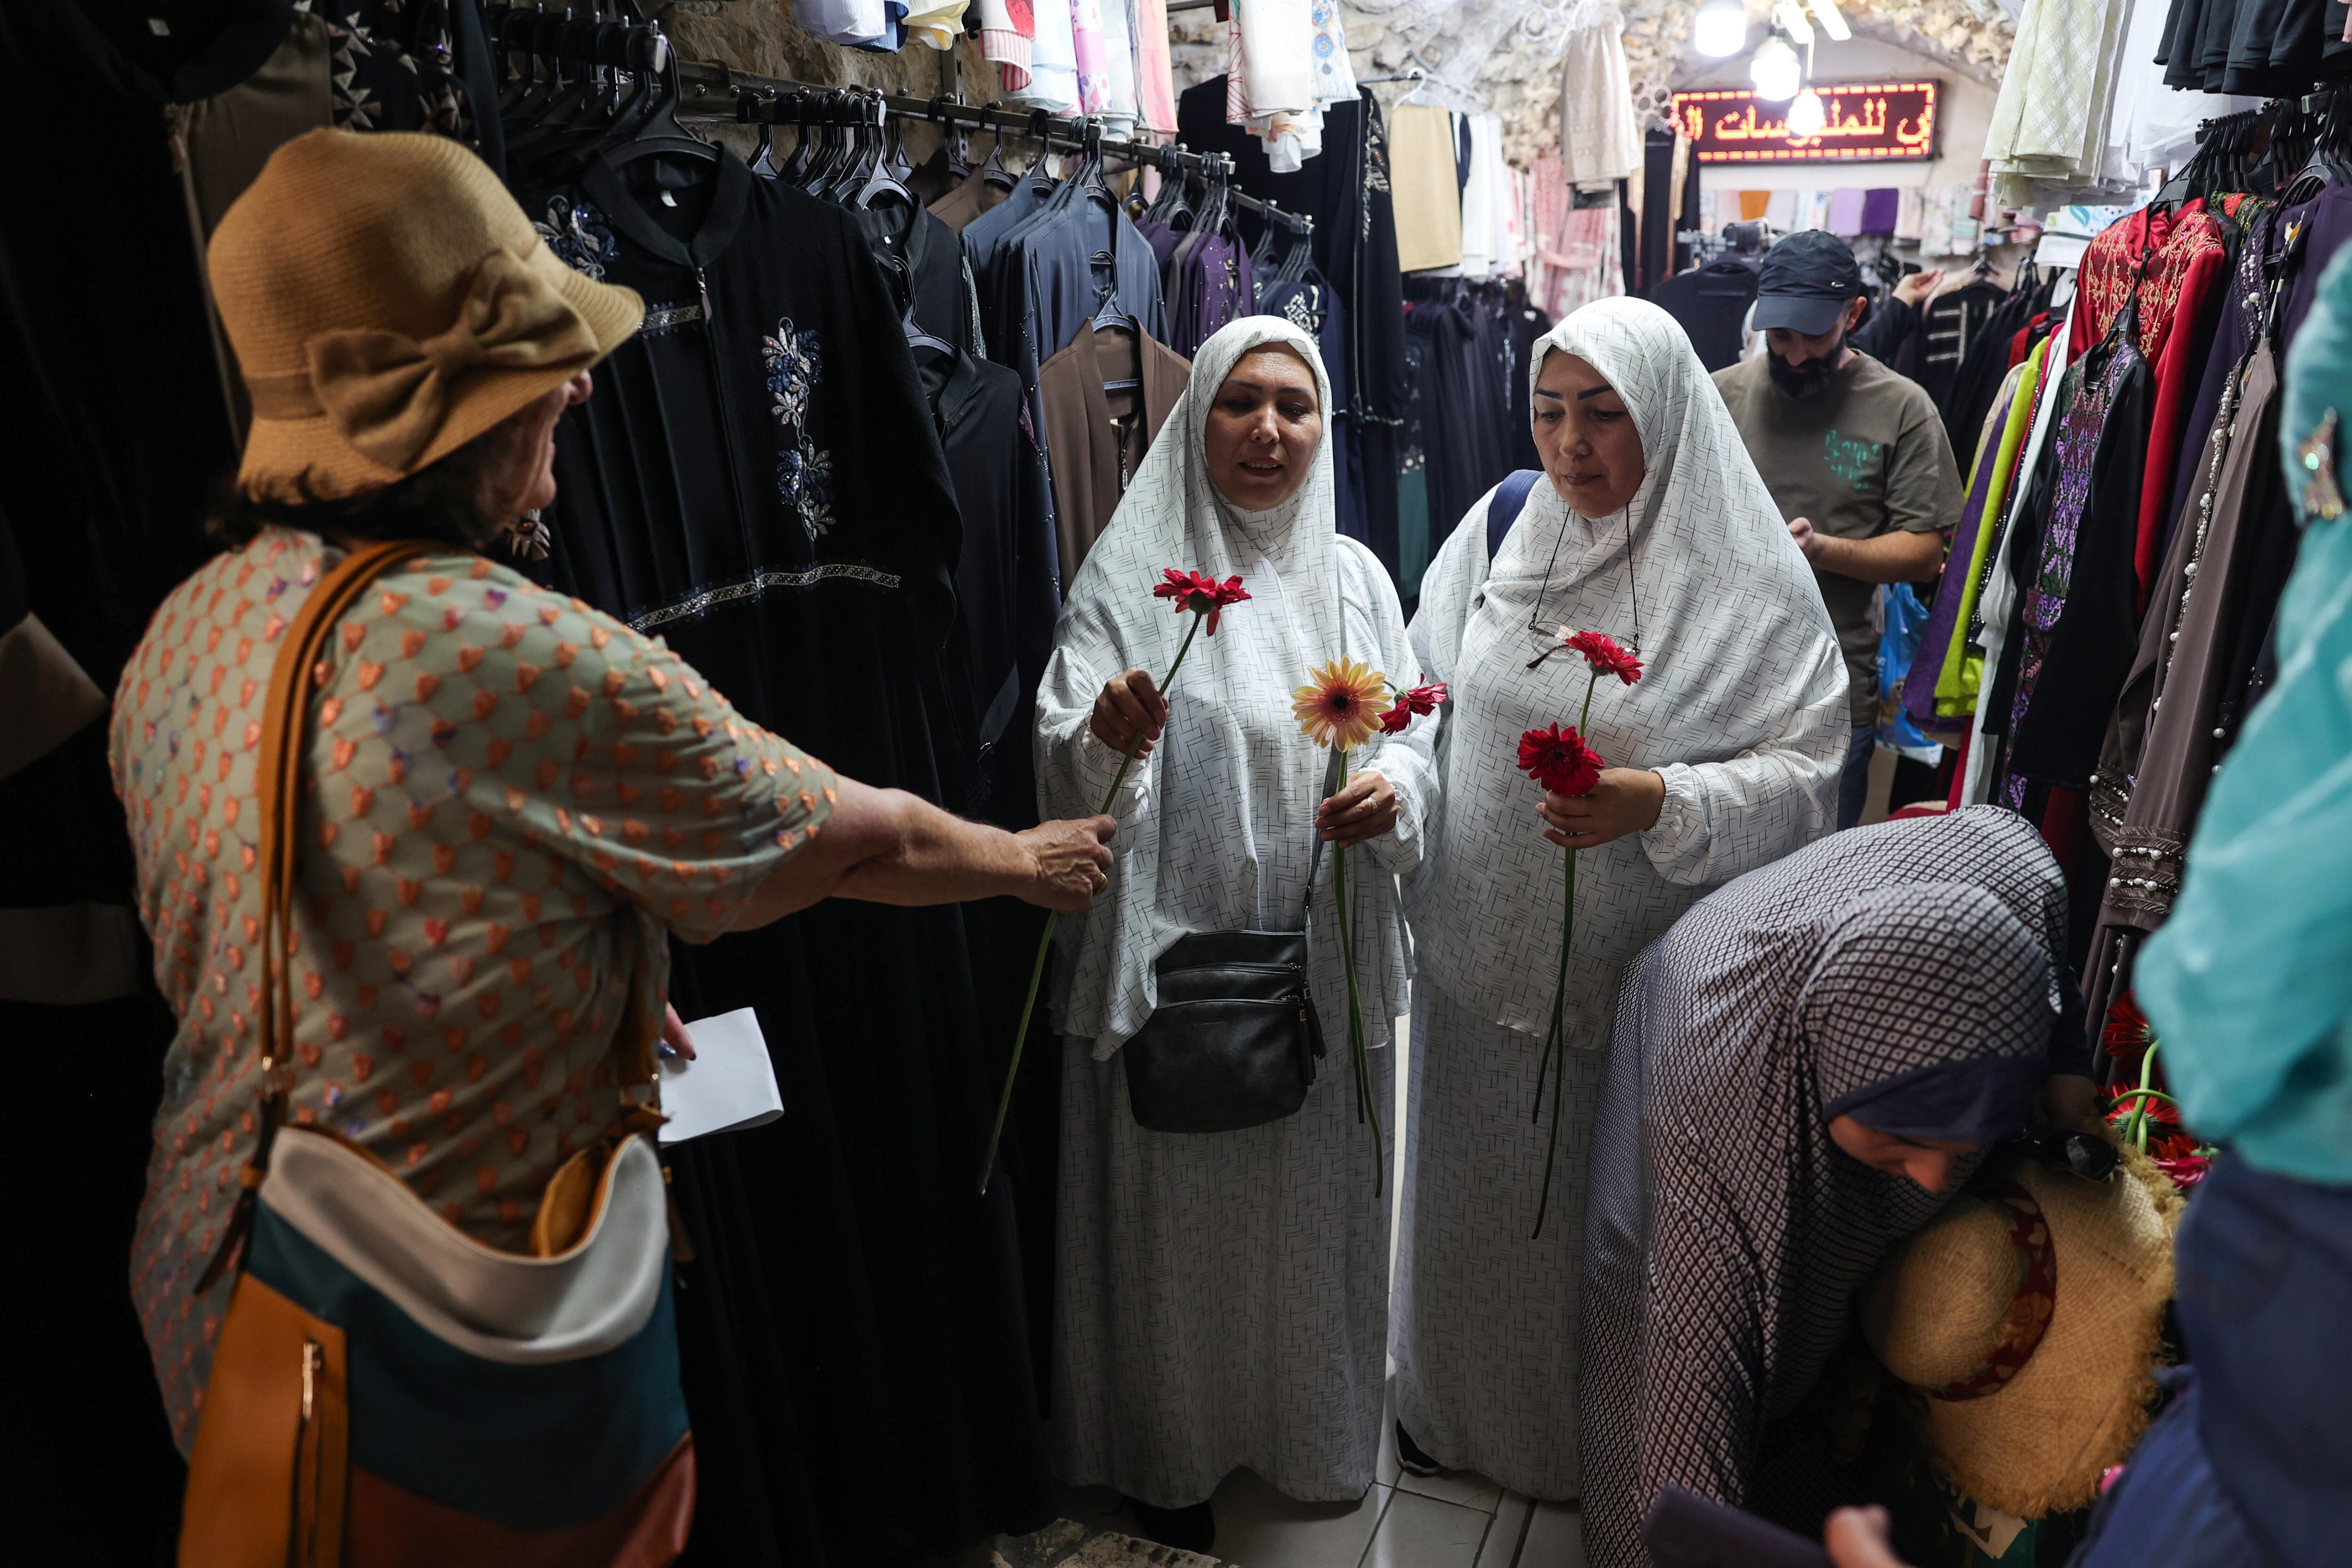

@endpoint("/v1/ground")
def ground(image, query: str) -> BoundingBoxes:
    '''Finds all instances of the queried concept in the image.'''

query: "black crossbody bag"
[1121,821,1331,1134]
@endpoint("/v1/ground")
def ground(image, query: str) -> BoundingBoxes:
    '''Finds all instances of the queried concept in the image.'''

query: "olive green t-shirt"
[1713,351,1961,726]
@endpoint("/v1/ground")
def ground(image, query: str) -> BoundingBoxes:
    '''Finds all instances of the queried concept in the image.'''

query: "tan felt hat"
[209,128,643,501]
[1858,1131,2181,1520]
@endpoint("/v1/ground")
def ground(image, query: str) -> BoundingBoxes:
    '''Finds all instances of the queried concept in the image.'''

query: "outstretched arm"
[732,777,1114,928]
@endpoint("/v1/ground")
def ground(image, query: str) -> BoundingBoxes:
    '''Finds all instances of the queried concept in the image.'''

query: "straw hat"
[1857,1131,2181,1519]
[209,129,643,500]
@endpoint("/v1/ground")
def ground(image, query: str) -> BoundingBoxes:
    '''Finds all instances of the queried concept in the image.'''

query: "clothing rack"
[670,60,1313,236]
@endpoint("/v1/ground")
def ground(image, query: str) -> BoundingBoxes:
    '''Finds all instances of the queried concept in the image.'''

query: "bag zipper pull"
[695,264,712,325]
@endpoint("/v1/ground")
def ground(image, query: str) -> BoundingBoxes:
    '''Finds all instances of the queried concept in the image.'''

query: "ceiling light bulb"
[1786,87,1827,137]
[1749,33,1803,101]
[1693,0,1749,58]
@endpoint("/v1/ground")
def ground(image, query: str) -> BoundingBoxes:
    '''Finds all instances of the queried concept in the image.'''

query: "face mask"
[1768,322,1848,399]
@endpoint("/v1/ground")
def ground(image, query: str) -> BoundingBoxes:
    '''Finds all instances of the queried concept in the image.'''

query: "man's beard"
[1769,331,1845,398]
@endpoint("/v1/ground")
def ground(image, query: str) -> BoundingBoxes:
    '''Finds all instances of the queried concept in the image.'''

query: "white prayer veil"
[1407,294,1846,1037]
[1040,317,1400,1057]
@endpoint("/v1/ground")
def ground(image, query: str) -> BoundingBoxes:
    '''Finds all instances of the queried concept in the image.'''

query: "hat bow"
[303,246,599,470]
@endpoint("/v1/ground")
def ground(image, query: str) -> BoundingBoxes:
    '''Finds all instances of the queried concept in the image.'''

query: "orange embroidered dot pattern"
[109,529,834,1448]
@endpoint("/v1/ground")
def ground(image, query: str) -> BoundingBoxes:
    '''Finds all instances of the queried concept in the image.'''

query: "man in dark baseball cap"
[1712,228,1962,828]
[1754,229,1874,395]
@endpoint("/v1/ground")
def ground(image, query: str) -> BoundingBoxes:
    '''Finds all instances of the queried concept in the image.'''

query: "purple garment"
[1860,188,1899,236]
[1827,188,1866,237]
[1905,382,2017,733]
[1136,217,1184,284]
[1168,230,1253,358]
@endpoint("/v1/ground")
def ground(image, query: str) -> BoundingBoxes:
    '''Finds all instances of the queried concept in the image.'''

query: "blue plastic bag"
[1877,583,1943,765]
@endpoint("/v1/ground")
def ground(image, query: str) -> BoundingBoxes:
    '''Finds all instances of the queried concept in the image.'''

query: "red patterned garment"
[2131,204,2228,603]
[2065,201,2230,605]
[110,528,835,1448]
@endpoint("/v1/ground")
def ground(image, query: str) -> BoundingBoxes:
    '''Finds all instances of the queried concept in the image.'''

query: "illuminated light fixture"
[1786,86,1828,137]
[1693,0,1749,58]
[1749,32,1804,102]
[1808,0,1853,40]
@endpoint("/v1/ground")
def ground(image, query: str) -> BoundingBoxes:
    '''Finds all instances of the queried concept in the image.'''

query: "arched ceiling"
[661,0,2015,168]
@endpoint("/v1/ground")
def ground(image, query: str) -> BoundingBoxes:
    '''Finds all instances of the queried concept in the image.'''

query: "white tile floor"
[1004,974,1588,1568]
[1045,1405,1585,1568]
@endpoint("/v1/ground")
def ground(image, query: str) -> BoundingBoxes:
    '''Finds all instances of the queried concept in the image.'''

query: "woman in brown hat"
[1575,805,2097,1568]
[107,128,1114,1478]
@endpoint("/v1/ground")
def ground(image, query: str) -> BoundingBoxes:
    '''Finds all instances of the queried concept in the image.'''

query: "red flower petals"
[1152,568,1251,635]
[1518,723,1603,797]
[1379,680,1448,734]
[1562,629,1643,685]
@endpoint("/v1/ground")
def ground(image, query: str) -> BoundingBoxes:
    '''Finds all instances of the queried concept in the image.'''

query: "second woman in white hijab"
[1391,297,1848,1501]
[1036,318,1437,1550]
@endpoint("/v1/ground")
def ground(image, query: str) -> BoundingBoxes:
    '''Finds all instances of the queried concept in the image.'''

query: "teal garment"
[2136,245,2352,1188]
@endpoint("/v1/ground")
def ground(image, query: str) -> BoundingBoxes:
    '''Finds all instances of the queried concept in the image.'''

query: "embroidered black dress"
[525,145,1058,1567]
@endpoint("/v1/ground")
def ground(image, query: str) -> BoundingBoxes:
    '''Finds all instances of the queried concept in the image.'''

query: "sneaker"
[1125,1497,1216,1554]
[1395,1420,1445,1478]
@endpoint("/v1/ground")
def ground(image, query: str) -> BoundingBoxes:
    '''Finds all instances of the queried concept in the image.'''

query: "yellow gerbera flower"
[1293,657,1390,751]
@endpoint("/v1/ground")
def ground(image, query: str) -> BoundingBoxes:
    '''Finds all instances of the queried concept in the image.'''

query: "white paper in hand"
[656,1008,783,1144]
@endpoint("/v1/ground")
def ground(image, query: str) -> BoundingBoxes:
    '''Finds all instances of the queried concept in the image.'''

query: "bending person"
[1577,805,2097,1567]
[1036,318,1437,1552]
[1392,295,1847,1500]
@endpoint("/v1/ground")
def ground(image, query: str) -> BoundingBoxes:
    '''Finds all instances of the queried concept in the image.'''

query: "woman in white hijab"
[1037,318,1438,1550]
[1391,297,1847,1501]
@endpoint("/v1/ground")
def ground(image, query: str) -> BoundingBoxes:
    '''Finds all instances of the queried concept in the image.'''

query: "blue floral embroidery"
[537,196,619,281]
[762,317,837,541]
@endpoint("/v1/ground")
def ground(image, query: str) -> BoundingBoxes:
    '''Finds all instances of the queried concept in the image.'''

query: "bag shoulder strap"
[196,535,444,1294]
[1486,468,1543,568]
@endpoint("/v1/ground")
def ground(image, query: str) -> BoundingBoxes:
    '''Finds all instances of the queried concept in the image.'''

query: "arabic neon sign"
[1669,81,1940,163]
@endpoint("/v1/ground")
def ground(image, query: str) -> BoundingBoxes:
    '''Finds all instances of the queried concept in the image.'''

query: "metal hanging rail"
[670,58,1313,234]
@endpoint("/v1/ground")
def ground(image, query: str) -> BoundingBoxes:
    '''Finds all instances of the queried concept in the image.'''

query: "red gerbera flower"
[1561,629,1644,685]
[2107,1088,2182,1127]
[2102,993,2153,1060]
[1152,568,1252,635]
[1518,723,1603,797]
[1379,680,1449,733]
[2153,1151,2212,1189]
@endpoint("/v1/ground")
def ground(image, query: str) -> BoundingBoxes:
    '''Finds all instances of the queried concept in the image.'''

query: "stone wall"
[658,0,2014,170]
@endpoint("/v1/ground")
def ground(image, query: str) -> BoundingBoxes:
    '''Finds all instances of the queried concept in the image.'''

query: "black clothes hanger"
[853,98,918,213]
[980,131,1017,191]
[779,91,820,184]
[599,26,718,168]
[1248,198,1284,277]
[1144,145,1194,228]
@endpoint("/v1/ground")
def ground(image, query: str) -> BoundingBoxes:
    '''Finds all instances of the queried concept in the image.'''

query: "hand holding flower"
[1317,770,1399,847]
[1538,768,1665,850]
[1091,668,1170,757]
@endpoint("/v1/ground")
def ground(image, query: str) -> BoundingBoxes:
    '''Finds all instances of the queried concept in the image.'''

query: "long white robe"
[1392,296,1847,1500]
[1038,318,1439,1505]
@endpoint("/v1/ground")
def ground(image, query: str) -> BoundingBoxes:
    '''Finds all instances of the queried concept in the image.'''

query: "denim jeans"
[2078,1157,2352,1568]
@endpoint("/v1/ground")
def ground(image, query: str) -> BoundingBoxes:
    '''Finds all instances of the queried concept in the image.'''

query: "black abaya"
[532,146,1059,1566]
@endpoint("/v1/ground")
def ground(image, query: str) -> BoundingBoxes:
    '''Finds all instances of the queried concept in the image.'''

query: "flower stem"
[1532,842,1575,1239]
[1329,746,1384,1196]
[1533,671,1599,1239]
[978,612,1208,1194]
[2124,1038,2162,1154]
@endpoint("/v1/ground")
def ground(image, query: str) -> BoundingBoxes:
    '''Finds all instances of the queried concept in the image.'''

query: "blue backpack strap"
[1486,469,1544,563]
